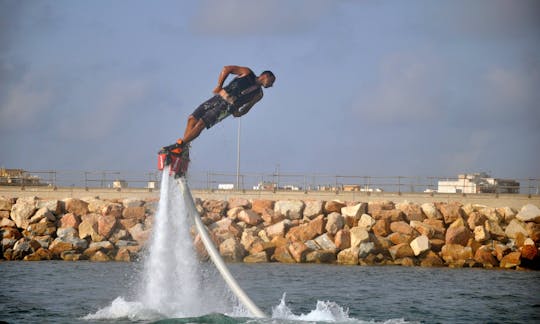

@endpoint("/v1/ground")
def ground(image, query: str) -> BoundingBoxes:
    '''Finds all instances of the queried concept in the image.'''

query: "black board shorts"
[192,95,233,129]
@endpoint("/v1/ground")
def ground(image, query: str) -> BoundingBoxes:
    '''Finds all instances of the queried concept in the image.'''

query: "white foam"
[85,168,235,321]
[83,297,158,321]
[271,293,415,323]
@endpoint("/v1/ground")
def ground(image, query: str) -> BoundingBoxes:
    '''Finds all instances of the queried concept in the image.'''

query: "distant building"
[438,173,519,194]
[0,168,43,186]
[253,182,277,191]
[218,183,234,190]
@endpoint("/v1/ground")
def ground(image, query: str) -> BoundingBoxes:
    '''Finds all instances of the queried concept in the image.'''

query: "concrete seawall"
[1,186,538,209]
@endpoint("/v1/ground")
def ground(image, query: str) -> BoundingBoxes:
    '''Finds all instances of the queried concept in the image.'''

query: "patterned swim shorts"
[192,95,233,129]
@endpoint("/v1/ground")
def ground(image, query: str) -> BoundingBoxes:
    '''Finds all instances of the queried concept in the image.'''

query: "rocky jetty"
[1,195,539,270]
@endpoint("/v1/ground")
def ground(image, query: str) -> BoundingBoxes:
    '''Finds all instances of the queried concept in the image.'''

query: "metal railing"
[1,170,538,196]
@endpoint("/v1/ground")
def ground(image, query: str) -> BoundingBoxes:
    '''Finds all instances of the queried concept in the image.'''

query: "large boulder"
[324,200,346,214]
[467,212,487,230]
[98,215,117,238]
[371,218,390,237]
[388,232,414,245]
[24,222,55,237]
[90,250,111,262]
[439,202,464,225]
[286,215,324,242]
[272,245,296,263]
[325,212,344,235]
[122,198,144,208]
[237,209,262,226]
[420,250,445,267]
[485,220,506,240]
[357,214,376,231]
[396,201,425,222]
[59,213,80,229]
[473,225,490,242]
[500,251,521,269]
[305,250,336,263]
[341,202,367,220]
[335,229,351,250]
[251,199,274,215]
[410,221,435,239]
[122,206,146,221]
[288,241,310,263]
[358,242,376,259]
[79,219,102,241]
[350,227,370,248]
[244,251,269,263]
[274,200,305,220]
[474,245,498,268]
[228,197,250,209]
[265,220,290,239]
[36,199,64,215]
[410,235,431,256]
[421,203,443,220]
[219,238,246,262]
[337,247,359,265]
[11,199,37,229]
[203,200,228,216]
[115,248,132,262]
[64,198,89,216]
[526,222,540,242]
[303,200,324,219]
[388,243,415,260]
[505,219,528,239]
[441,244,473,267]
[372,210,405,222]
[445,223,472,246]
[128,223,150,244]
[516,204,540,223]
[29,207,56,224]
[314,234,337,252]
[390,221,416,236]
[0,196,13,211]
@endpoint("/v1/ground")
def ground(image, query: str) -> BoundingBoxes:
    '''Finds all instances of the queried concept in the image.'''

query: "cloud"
[58,79,150,141]
[191,0,333,35]
[351,52,446,123]
[0,71,54,129]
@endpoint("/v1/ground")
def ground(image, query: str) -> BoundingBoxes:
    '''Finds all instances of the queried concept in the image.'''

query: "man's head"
[259,71,275,88]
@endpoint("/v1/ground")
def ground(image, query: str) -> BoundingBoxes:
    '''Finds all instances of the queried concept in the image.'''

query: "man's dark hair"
[261,70,275,79]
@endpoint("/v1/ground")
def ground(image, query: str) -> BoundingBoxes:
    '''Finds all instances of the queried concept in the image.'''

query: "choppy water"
[1,262,539,323]
[1,170,539,323]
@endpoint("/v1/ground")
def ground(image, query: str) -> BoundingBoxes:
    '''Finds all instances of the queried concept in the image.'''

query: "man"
[164,65,275,152]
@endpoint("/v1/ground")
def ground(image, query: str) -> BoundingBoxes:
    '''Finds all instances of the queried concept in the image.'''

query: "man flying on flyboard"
[158,65,276,177]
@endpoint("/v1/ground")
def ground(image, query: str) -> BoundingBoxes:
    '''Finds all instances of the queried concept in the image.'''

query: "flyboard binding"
[157,142,190,178]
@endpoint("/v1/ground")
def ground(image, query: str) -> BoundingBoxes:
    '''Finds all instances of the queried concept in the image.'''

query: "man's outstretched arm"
[213,65,252,94]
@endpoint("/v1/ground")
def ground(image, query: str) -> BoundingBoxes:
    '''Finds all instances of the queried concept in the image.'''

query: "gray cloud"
[191,0,334,35]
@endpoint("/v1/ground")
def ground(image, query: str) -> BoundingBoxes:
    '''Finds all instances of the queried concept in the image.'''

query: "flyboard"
[158,144,267,318]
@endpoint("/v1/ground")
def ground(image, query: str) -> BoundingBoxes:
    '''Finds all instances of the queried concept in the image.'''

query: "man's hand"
[212,86,222,94]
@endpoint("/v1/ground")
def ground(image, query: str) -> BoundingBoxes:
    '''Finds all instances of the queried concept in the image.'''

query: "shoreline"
[1,194,539,270]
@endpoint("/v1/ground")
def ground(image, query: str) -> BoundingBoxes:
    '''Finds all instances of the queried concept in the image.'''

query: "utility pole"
[236,118,241,190]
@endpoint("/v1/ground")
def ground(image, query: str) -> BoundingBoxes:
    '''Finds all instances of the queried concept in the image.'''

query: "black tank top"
[223,72,263,110]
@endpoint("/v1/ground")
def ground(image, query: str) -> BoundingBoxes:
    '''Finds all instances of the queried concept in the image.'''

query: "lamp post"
[236,118,241,190]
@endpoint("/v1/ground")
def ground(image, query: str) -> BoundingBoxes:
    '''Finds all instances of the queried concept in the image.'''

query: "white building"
[438,173,519,194]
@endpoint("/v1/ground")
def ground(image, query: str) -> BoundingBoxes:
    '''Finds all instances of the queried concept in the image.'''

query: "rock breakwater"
[1,195,539,269]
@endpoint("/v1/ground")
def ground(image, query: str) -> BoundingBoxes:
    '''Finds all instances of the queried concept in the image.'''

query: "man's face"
[261,74,275,88]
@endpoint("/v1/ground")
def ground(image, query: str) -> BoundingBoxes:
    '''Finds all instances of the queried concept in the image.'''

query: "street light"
[236,118,241,190]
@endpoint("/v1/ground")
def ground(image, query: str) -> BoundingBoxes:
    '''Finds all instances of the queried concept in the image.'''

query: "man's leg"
[181,115,206,145]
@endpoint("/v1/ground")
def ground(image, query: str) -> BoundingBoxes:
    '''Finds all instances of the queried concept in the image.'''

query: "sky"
[1,0,539,181]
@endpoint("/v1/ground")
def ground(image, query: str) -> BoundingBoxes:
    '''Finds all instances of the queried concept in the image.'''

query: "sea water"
[1,169,539,323]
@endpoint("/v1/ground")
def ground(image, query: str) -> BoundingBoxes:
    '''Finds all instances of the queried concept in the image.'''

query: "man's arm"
[232,92,263,117]
[213,65,252,94]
